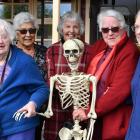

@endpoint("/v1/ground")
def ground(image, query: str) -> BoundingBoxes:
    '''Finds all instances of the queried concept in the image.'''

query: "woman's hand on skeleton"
[73,108,88,121]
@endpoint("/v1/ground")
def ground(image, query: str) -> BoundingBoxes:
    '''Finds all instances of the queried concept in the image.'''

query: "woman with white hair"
[13,12,47,140]
[44,11,94,140]
[0,18,49,140]
[13,12,47,78]
[73,9,139,140]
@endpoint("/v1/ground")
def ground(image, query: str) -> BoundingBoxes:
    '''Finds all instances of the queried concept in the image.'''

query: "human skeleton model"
[13,39,97,140]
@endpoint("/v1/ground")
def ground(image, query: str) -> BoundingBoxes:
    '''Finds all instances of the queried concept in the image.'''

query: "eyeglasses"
[17,28,36,35]
[101,26,120,33]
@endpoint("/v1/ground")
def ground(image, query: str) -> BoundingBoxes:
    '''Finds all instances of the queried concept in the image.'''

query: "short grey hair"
[57,11,85,37]
[13,12,39,30]
[0,19,15,42]
[97,9,127,31]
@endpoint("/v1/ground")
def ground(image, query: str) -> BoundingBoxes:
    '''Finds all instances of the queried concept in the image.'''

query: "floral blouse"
[34,43,47,79]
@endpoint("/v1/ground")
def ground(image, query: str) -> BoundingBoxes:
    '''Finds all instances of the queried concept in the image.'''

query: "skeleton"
[13,39,97,140]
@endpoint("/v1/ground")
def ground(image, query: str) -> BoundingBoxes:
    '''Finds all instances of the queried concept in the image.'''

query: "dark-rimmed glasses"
[17,28,36,35]
[101,26,120,33]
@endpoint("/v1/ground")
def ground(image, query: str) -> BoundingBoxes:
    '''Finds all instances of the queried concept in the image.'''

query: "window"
[0,0,72,46]
[37,0,71,46]
[0,1,29,19]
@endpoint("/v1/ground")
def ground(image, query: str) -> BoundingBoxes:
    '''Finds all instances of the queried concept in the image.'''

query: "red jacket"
[88,36,139,140]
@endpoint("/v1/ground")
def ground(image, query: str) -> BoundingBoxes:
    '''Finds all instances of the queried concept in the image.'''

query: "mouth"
[0,45,5,49]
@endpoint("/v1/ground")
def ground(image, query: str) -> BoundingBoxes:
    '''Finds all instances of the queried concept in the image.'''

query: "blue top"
[0,45,49,137]
[125,58,140,140]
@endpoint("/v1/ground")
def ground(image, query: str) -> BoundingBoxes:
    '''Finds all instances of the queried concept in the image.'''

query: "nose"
[25,30,30,36]
[0,36,4,43]
[108,30,113,35]
[69,27,74,32]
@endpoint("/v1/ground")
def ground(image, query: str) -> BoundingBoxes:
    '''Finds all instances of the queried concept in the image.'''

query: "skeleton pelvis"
[59,127,73,140]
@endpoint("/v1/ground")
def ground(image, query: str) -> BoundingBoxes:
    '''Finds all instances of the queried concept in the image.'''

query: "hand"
[17,101,37,118]
[73,108,88,121]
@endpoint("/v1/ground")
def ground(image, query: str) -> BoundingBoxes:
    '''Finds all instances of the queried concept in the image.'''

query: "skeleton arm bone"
[44,75,57,118]
[87,76,97,119]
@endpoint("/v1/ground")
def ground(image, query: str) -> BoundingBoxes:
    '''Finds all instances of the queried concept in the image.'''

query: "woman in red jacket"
[73,9,139,140]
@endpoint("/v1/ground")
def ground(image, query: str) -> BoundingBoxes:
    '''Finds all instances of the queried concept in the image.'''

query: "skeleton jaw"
[68,62,79,71]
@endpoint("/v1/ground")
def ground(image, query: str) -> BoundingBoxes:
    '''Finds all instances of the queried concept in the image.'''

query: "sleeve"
[95,46,139,117]
[21,57,50,110]
[125,59,140,140]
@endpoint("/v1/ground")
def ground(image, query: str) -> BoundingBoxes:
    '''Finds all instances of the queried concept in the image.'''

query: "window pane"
[37,2,71,18]
[60,3,71,16]
[14,0,29,2]
[13,4,28,16]
[0,4,11,18]
[37,2,52,18]
[37,24,52,39]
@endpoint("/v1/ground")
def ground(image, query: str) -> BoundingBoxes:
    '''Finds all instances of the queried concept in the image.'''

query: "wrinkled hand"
[16,101,37,118]
[73,108,88,121]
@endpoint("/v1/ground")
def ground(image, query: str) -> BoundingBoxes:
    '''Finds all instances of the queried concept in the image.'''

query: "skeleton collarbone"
[55,72,91,110]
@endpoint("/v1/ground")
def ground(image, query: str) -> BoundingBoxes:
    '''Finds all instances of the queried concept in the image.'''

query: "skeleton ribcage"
[55,74,90,110]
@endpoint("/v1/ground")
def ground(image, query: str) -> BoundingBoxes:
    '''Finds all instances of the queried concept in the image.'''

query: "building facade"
[0,0,140,46]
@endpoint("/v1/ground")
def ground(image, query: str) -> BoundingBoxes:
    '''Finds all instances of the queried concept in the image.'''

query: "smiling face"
[101,16,125,47]
[16,22,36,49]
[0,27,11,56]
[134,16,140,44]
[62,19,81,41]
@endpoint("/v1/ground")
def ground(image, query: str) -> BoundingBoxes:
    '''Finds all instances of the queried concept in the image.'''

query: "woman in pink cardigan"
[73,9,139,140]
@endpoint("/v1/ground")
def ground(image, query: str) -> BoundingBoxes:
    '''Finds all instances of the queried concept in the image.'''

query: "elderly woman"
[73,9,139,140]
[13,12,47,78]
[0,19,49,140]
[125,10,140,140]
[44,11,94,140]
[13,12,47,140]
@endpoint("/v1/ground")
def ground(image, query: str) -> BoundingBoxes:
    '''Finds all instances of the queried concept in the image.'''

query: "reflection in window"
[14,0,29,2]
[37,24,52,39]
[37,2,71,19]
[13,4,28,16]
[37,2,52,18]
[0,2,29,19]
[0,4,11,18]
[60,3,71,16]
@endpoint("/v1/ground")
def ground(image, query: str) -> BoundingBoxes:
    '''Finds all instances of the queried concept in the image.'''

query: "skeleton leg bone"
[86,119,96,140]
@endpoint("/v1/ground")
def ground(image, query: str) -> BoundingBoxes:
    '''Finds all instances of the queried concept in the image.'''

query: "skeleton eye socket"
[65,49,79,54]
[73,49,79,54]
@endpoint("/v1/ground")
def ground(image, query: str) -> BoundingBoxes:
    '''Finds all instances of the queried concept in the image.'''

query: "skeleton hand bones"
[13,101,39,121]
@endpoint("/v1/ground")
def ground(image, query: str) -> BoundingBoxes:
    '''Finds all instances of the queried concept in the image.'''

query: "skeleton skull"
[63,39,84,71]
